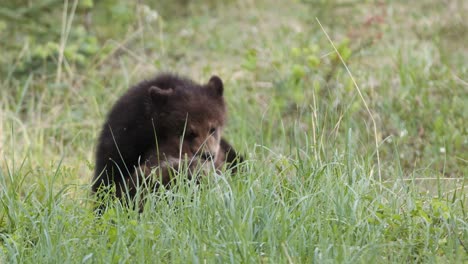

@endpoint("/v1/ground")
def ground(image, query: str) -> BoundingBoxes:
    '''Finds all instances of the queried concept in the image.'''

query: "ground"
[0,0,466,262]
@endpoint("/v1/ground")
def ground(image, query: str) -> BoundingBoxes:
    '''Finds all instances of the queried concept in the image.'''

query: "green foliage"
[0,0,145,79]
[12,26,100,76]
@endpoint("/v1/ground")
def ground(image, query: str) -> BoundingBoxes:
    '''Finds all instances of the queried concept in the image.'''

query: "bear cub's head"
[147,75,226,162]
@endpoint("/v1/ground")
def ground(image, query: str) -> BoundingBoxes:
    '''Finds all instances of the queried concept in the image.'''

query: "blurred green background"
[1,0,466,180]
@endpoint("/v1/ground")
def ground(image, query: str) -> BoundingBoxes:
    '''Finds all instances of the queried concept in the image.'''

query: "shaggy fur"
[92,73,242,208]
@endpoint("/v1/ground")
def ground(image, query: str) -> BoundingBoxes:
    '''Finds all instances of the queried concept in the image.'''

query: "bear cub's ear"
[149,86,173,104]
[207,75,223,97]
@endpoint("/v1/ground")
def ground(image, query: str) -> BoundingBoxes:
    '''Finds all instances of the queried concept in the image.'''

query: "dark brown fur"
[92,73,242,210]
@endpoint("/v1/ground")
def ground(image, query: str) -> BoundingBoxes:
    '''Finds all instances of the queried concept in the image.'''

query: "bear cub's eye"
[186,131,198,140]
[209,127,216,134]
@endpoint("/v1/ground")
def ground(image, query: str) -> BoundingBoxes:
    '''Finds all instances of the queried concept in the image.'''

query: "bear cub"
[92,73,242,208]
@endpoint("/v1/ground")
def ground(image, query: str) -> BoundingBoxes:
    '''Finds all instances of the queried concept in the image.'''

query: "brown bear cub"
[92,73,242,210]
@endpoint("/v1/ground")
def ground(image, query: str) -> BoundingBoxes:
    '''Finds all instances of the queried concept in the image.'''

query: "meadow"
[0,0,466,262]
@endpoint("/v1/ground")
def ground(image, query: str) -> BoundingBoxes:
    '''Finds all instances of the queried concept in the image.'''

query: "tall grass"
[1,124,466,262]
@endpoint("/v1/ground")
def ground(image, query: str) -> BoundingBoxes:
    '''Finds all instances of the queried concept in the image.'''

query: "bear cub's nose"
[200,152,214,161]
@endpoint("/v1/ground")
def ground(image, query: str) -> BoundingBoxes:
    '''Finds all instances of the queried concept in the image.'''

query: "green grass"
[0,0,467,262]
